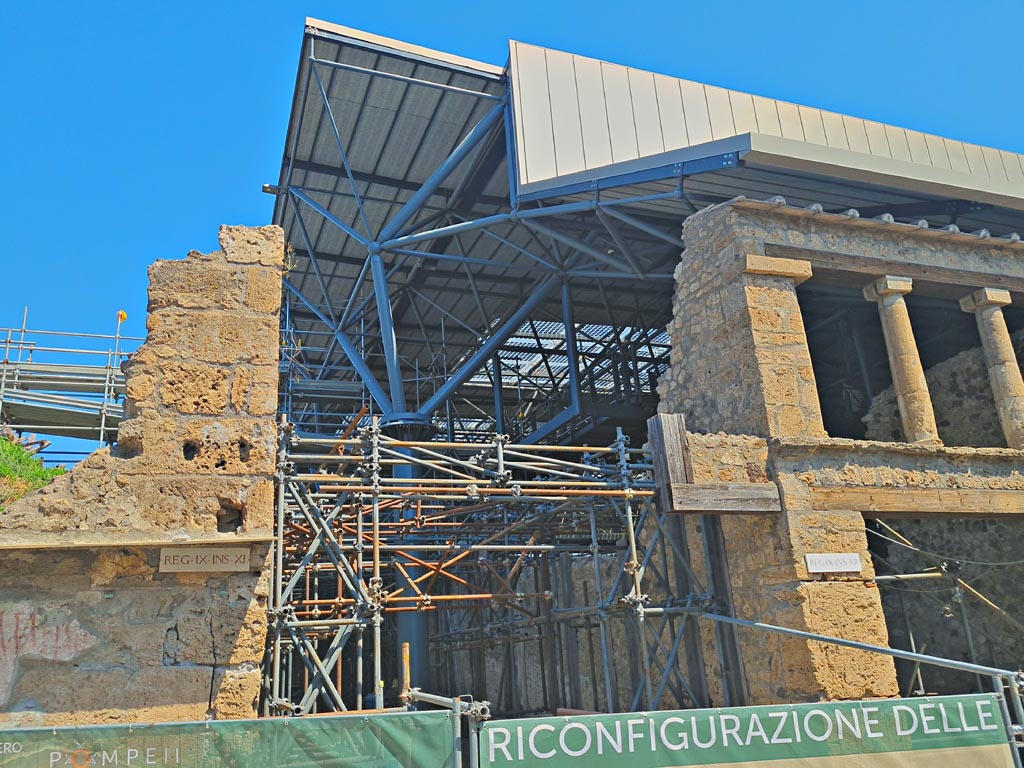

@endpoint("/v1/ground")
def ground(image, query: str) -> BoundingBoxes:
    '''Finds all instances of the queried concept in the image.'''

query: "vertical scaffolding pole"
[369,420,385,709]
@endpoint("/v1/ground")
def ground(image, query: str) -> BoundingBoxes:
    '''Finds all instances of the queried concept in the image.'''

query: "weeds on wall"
[0,434,65,510]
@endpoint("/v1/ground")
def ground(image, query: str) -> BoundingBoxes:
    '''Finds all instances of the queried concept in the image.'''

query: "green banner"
[0,710,456,768]
[481,694,1015,768]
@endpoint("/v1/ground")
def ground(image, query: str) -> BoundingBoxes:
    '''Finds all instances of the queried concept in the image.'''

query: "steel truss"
[274,26,714,446]
[265,419,716,716]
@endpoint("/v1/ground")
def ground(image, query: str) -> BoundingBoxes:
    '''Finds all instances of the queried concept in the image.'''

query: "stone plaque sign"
[805,552,862,573]
[159,547,250,572]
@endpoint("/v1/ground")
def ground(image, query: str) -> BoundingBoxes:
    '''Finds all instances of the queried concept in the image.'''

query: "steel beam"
[369,253,407,411]
[377,102,505,243]
[417,274,561,418]
[290,186,370,246]
[284,277,393,415]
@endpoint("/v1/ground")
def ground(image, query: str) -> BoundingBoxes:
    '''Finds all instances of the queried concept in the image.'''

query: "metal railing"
[0,311,142,447]
[695,611,1024,767]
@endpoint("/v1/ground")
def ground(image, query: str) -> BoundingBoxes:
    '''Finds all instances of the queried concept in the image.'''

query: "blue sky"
[3,0,1021,337]
[1,0,1021,455]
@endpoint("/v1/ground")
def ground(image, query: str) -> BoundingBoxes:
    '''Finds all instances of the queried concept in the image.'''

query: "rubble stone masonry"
[0,226,284,726]
[864,328,1024,690]
[656,198,1024,703]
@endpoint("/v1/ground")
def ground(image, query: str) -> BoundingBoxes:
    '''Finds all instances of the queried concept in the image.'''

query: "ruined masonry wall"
[863,331,1024,690]
[657,202,898,704]
[0,226,284,726]
[656,212,770,436]
[864,330,1024,447]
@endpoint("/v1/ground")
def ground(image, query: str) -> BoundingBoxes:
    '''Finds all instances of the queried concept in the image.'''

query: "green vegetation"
[0,435,66,510]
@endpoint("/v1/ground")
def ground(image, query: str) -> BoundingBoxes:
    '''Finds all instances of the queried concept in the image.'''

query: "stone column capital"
[960,287,1012,313]
[863,275,913,302]
[741,254,813,285]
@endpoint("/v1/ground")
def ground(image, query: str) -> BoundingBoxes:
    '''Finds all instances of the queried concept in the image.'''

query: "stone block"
[7,666,214,724]
[242,480,276,531]
[230,367,254,412]
[159,362,232,414]
[124,370,157,406]
[245,266,285,313]
[146,310,280,365]
[219,225,285,267]
[212,668,262,719]
[173,591,265,667]
[742,254,812,283]
[960,287,1012,313]
[176,418,277,476]
[148,259,247,311]
[794,581,898,699]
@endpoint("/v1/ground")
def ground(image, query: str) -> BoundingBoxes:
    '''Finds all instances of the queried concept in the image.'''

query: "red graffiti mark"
[0,602,98,705]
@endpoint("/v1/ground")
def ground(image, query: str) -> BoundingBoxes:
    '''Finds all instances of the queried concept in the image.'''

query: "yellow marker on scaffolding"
[117,310,128,323]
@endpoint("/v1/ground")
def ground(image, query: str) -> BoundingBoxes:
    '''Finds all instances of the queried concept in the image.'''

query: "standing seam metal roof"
[508,41,1024,210]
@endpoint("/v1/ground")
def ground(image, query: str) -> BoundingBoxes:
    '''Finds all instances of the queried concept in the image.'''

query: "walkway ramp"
[1,323,139,444]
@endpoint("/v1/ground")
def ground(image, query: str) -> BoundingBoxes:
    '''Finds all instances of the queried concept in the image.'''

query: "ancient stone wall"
[0,548,270,726]
[0,226,284,726]
[656,201,898,704]
[685,432,895,704]
[865,330,1024,447]
[863,331,1024,691]
[657,221,770,436]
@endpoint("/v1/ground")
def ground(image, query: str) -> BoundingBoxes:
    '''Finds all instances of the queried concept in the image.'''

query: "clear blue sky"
[2,0,1021,338]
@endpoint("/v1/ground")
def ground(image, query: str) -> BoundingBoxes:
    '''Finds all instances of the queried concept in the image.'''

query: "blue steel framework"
[271,23,728,449]
[268,22,725,716]
[267,22,1024,725]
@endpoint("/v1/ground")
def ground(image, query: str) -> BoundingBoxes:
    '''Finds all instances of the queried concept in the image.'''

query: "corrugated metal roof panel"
[510,40,1024,210]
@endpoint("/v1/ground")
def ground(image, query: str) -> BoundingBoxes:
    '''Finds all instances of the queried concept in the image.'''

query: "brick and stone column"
[741,254,827,439]
[960,287,1024,449]
[863,276,940,444]
[659,203,898,704]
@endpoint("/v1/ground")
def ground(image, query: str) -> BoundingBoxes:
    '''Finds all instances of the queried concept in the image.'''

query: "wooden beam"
[647,413,694,506]
[810,486,1024,515]
[668,482,782,514]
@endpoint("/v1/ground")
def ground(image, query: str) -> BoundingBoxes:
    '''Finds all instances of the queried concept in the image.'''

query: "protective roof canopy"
[273,20,1024,441]
[509,41,1024,209]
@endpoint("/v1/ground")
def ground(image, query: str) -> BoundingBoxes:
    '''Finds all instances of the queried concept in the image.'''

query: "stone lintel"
[0,534,275,552]
[863,275,913,302]
[960,287,1012,313]
[742,254,812,284]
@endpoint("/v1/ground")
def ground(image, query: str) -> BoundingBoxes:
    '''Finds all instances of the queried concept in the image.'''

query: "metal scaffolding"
[0,311,140,451]
[265,21,1024,724]
[265,418,716,717]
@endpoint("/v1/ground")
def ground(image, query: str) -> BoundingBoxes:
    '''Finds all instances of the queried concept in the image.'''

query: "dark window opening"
[797,282,891,440]
[216,499,244,532]
[798,277,993,444]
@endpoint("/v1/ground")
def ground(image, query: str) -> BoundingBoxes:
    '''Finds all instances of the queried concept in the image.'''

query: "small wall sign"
[159,547,251,572]
[805,552,862,574]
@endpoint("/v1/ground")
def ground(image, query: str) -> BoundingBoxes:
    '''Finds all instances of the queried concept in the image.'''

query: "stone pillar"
[960,287,1024,449]
[741,254,827,439]
[863,276,940,444]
